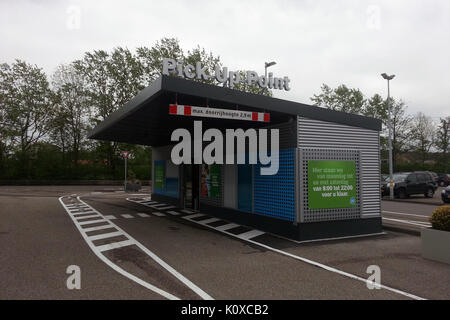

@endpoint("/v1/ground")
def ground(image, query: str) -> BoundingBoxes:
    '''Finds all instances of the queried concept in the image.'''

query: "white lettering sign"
[162,58,291,91]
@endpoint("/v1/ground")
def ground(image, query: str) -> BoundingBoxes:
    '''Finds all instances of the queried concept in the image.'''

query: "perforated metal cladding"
[299,149,361,222]
[297,117,381,220]
[253,149,296,221]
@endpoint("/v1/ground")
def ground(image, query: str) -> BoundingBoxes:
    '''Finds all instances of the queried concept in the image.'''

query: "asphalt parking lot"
[0,185,449,300]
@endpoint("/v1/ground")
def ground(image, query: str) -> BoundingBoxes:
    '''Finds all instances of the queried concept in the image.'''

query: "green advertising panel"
[201,164,221,198]
[308,160,357,209]
[154,161,165,191]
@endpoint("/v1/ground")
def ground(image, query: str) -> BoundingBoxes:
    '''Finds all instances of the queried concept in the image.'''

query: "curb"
[382,199,443,206]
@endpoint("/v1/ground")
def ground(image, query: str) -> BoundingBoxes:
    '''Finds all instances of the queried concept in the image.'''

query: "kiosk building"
[89,75,383,241]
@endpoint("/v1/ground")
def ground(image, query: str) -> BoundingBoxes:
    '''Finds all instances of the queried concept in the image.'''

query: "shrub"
[429,206,450,232]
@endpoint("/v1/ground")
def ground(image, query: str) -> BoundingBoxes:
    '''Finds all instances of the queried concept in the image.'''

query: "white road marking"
[76,214,100,221]
[382,210,430,219]
[73,212,96,217]
[236,230,265,240]
[88,231,123,241]
[103,215,117,220]
[382,217,431,227]
[78,219,106,226]
[137,213,150,218]
[150,203,167,208]
[198,218,221,225]
[139,201,157,205]
[183,213,205,220]
[121,214,134,219]
[122,197,425,300]
[60,196,213,300]
[151,212,166,217]
[215,223,239,231]
[158,206,176,210]
[188,211,426,300]
[167,211,181,216]
[83,224,116,232]
[96,239,135,252]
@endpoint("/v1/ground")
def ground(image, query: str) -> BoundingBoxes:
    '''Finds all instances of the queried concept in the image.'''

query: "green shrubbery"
[430,206,450,232]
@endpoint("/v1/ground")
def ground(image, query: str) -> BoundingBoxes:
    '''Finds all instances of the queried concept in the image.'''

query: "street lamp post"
[264,61,276,93]
[381,73,395,200]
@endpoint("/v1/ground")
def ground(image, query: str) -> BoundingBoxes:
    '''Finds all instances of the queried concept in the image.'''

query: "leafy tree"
[0,60,54,177]
[73,48,145,173]
[136,37,185,85]
[408,112,435,169]
[50,64,90,167]
[435,117,449,172]
[365,94,411,169]
[311,84,366,114]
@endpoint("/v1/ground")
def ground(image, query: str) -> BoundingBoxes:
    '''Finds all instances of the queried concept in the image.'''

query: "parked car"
[437,173,450,187]
[381,174,389,182]
[381,172,437,199]
[442,185,450,203]
[426,171,439,184]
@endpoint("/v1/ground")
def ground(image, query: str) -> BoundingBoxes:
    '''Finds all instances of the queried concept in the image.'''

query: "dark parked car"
[442,185,450,203]
[381,172,437,199]
[426,171,439,184]
[437,173,450,187]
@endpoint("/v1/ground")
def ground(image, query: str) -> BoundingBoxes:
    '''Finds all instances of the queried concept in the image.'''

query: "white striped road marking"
[130,194,150,196]
[60,196,213,300]
[73,212,96,217]
[151,212,166,217]
[88,231,123,241]
[121,214,134,219]
[150,204,168,209]
[183,213,206,220]
[137,213,150,218]
[78,219,106,226]
[167,211,181,216]
[215,223,239,231]
[76,214,101,221]
[236,229,265,240]
[183,210,426,300]
[181,209,194,214]
[139,201,157,205]
[382,210,430,219]
[382,217,431,227]
[104,215,117,220]
[68,207,89,211]
[83,224,116,232]
[96,239,135,252]
[198,218,221,225]
[157,206,176,210]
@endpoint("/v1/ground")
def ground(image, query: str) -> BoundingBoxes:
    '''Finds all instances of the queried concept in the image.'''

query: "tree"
[409,112,435,168]
[51,64,90,167]
[73,48,145,174]
[365,95,411,170]
[0,60,54,177]
[136,37,185,86]
[435,117,449,172]
[311,84,366,114]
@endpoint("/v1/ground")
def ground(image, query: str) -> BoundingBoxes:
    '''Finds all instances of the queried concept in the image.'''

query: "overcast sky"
[1,0,449,119]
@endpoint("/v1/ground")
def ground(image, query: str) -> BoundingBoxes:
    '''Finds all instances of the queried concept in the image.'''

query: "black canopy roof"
[88,75,381,147]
